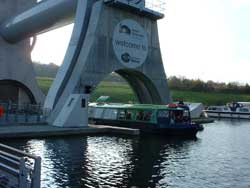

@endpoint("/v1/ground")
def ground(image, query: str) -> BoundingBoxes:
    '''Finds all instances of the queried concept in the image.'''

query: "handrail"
[0,143,41,188]
[0,144,37,159]
[0,153,20,169]
[0,163,19,176]
[0,150,21,162]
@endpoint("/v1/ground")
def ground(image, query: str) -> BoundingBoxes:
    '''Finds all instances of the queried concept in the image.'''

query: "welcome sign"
[112,19,148,68]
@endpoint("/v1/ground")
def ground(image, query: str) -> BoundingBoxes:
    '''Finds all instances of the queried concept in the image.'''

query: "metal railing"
[104,0,166,14]
[0,102,50,125]
[145,0,166,14]
[0,144,41,188]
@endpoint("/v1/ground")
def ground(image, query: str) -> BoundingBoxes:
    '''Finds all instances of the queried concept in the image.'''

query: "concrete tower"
[0,0,44,104]
[0,0,170,127]
[45,0,171,126]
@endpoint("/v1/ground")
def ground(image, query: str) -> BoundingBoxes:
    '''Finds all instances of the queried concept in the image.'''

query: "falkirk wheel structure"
[0,0,171,127]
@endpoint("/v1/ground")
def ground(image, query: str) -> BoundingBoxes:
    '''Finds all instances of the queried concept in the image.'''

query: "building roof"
[89,103,186,111]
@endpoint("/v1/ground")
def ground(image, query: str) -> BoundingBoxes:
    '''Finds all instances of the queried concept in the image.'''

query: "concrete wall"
[0,0,45,104]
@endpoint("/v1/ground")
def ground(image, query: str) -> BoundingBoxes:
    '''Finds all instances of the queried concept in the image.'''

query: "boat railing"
[0,143,41,188]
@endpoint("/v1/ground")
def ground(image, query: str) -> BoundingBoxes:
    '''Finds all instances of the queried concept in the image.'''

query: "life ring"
[0,106,4,117]
[168,103,177,108]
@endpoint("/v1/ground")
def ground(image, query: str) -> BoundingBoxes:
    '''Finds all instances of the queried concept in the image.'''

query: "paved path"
[0,124,139,139]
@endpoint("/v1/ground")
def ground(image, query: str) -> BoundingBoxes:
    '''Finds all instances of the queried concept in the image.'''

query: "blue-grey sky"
[32,0,250,84]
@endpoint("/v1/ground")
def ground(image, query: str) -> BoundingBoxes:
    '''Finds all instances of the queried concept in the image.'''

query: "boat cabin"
[207,106,231,112]
[89,103,192,126]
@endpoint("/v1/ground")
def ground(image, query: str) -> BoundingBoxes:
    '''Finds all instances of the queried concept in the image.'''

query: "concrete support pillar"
[0,0,45,104]
[53,94,89,127]
[46,1,171,126]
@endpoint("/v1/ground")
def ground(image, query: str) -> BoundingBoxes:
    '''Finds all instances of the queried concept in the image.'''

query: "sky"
[32,0,250,84]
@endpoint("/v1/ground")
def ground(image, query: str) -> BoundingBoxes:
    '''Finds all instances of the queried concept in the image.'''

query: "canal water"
[2,120,250,188]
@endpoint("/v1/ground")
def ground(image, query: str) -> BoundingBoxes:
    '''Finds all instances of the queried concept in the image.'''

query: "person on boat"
[136,110,144,121]
[178,101,185,106]
[144,111,152,121]
[175,111,184,123]
[230,102,240,111]
[125,111,132,120]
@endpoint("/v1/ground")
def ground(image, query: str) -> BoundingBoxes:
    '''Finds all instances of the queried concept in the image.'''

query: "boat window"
[118,110,126,120]
[158,110,169,118]
[169,110,189,124]
[183,110,190,122]
[136,110,144,121]
[239,108,249,112]
[183,110,189,117]
[118,109,133,120]
[157,110,170,125]
[93,108,104,119]
[209,107,218,111]
[174,110,183,123]
[103,109,118,120]
[135,110,153,121]
[143,110,153,121]
[216,108,222,112]
[223,107,229,111]
[125,110,133,120]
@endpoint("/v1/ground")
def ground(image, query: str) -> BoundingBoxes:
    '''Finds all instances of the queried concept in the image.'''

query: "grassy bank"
[37,77,250,106]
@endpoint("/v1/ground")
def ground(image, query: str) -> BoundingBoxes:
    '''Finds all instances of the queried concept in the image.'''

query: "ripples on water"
[2,120,250,188]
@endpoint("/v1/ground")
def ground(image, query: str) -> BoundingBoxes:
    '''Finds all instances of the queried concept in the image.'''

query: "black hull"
[92,119,199,137]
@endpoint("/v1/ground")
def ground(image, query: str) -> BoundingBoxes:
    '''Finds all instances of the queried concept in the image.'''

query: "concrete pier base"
[0,124,139,139]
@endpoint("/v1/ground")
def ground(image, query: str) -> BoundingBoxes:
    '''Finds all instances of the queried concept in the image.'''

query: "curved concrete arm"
[0,0,77,43]
[44,0,96,110]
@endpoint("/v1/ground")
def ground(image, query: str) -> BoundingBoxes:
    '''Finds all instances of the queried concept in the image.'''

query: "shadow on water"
[0,135,199,188]
[127,135,199,188]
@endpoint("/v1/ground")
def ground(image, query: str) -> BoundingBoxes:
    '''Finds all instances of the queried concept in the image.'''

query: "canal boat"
[88,103,203,137]
[204,102,250,119]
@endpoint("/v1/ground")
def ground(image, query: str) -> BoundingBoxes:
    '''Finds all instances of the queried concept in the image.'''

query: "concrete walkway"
[0,124,139,139]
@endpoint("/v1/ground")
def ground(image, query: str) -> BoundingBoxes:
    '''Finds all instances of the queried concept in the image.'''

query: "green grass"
[36,77,54,94]
[170,90,250,106]
[91,81,138,103]
[37,77,250,106]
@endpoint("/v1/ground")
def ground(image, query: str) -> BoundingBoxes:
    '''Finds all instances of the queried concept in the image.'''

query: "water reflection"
[82,136,135,187]
[127,136,197,188]
[38,138,87,188]
[0,135,198,188]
